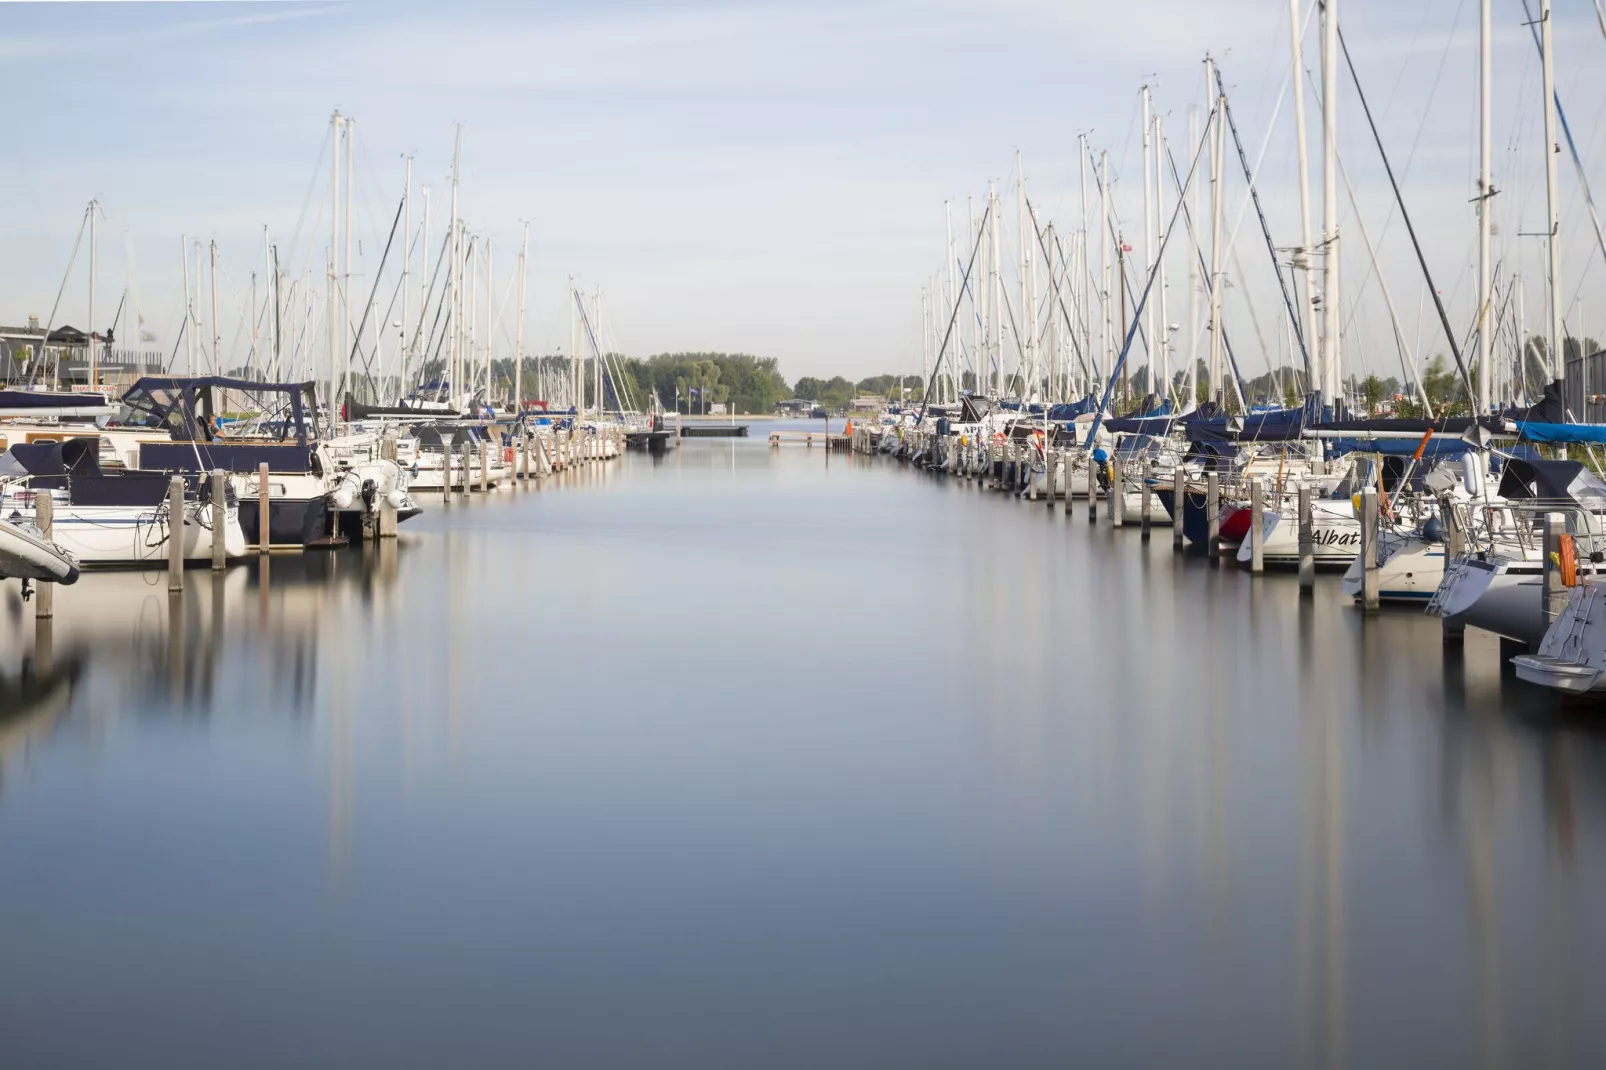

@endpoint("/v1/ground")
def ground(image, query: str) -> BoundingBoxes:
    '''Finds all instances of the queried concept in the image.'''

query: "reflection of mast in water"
[1296,596,1344,1070]
[328,551,352,887]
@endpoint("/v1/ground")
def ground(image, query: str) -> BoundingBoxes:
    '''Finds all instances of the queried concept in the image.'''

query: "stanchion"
[168,476,186,593]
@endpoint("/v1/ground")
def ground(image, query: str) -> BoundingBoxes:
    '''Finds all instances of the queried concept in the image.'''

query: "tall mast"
[1208,57,1225,405]
[515,222,528,412]
[945,200,957,403]
[87,199,97,390]
[181,236,193,375]
[1154,113,1170,401]
[402,155,412,400]
[484,238,494,401]
[982,179,995,395]
[966,195,978,394]
[1047,223,1060,402]
[921,284,931,403]
[1476,0,1492,414]
[209,241,220,374]
[1320,0,1341,412]
[195,241,204,373]
[449,125,462,403]
[1187,108,1200,406]
[568,276,577,411]
[1079,134,1091,395]
[1141,86,1155,393]
[417,184,430,389]
[1540,0,1564,410]
[343,117,354,409]
[1099,150,1111,401]
[1017,151,1031,397]
[329,111,341,418]
[1289,0,1319,401]
[467,235,477,405]
[262,225,272,372]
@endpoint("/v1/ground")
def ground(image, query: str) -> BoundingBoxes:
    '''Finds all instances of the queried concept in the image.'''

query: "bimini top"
[1497,457,1606,509]
[113,376,317,447]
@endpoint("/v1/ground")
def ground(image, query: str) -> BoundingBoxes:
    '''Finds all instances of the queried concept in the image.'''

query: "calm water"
[1,433,1603,1068]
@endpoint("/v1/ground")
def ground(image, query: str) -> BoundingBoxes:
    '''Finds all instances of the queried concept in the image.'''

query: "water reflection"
[0,445,1602,1067]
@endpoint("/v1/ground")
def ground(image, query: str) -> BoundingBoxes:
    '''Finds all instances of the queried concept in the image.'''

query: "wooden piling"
[258,462,271,554]
[210,469,226,571]
[1110,458,1124,528]
[1297,484,1314,592]
[34,491,52,620]
[522,432,532,483]
[1140,467,1152,540]
[1205,472,1220,561]
[1172,472,1185,551]
[1360,485,1380,612]
[442,440,453,503]
[1249,478,1264,574]
[168,476,186,592]
[460,441,472,497]
[1543,511,1568,636]
[1087,452,1098,523]
[480,440,490,492]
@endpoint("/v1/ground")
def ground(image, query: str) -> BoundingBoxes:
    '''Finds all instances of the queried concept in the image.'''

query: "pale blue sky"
[4,0,1606,384]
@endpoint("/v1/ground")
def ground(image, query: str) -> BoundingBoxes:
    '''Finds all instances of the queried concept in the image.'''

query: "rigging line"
[1022,194,1092,384]
[916,199,992,420]
[281,131,330,273]
[1086,103,1217,449]
[1054,231,1100,385]
[27,204,89,389]
[1214,71,1312,382]
[1086,157,1155,373]
[1337,24,1476,401]
[1160,125,1251,409]
[1519,0,1606,285]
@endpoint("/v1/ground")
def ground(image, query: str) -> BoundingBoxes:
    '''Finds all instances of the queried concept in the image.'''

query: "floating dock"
[681,425,750,438]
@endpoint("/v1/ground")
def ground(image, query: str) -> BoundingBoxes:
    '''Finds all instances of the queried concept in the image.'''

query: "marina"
[9,0,1606,1064]
[2,436,1604,1068]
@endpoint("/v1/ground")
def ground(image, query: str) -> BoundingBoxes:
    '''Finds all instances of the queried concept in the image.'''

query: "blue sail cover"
[1515,421,1606,444]
[1046,395,1099,421]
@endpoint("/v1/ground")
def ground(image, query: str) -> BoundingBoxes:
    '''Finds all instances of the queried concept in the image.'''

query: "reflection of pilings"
[166,591,185,708]
[34,617,52,677]
[1296,597,1344,1070]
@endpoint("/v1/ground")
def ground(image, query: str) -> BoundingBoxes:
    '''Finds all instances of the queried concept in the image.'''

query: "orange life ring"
[503,446,514,463]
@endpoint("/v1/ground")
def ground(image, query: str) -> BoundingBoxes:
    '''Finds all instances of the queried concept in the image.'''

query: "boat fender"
[1460,451,1483,496]
[386,489,407,510]
[1421,517,1446,544]
[330,480,357,510]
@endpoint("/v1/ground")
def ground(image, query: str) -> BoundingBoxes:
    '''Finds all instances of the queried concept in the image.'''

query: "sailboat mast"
[1320,0,1341,412]
[1155,113,1170,401]
[1289,0,1319,402]
[87,199,97,390]
[1207,56,1225,405]
[1477,0,1493,413]
[515,222,528,413]
[945,200,958,404]
[329,111,341,421]
[989,182,1002,396]
[449,125,462,404]
[343,117,354,410]
[402,155,412,400]
[1099,151,1111,403]
[209,241,220,374]
[1141,86,1155,396]
[1187,109,1200,406]
[1540,0,1564,409]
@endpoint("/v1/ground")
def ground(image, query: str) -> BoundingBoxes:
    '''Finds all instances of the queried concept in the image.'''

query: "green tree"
[1361,374,1384,416]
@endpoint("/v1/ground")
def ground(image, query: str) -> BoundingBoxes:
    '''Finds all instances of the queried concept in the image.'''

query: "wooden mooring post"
[1087,453,1098,523]
[1205,472,1220,563]
[1110,458,1124,529]
[1172,473,1185,551]
[1140,467,1152,540]
[34,492,52,620]
[480,441,490,492]
[211,470,227,571]
[460,441,473,498]
[1248,478,1264,574]
[258,463,271,554]
[1360,485,1380,612]
[1298,484,1314,592]
[168,476,186,593]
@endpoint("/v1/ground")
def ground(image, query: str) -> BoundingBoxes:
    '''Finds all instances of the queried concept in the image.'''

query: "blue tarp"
[1327,438,1475,458]
[1046,395,1099,421]
[1516,421,1606,444]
